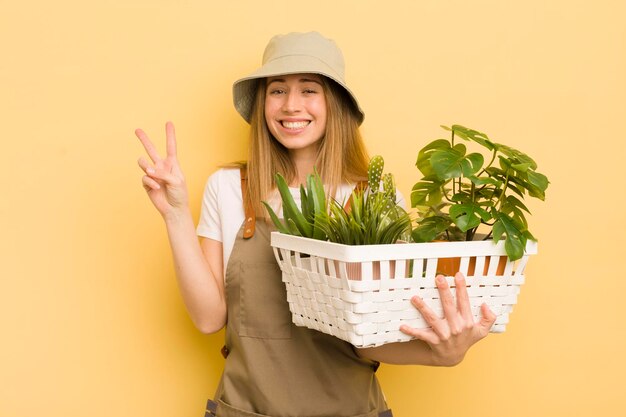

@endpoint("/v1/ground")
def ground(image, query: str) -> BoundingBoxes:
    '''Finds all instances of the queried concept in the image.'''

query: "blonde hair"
[245,76,370,217]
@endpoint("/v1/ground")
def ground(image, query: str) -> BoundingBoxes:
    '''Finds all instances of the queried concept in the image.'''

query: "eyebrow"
[266,77,323,86]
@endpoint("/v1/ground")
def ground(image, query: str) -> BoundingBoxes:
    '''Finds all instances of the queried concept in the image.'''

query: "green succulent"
[263,156,411,245]
[318,155,411,245]
[321,189,411,245]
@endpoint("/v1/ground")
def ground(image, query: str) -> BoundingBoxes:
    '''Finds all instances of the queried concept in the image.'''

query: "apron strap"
[240,167,256,239]
[204,399,218,416]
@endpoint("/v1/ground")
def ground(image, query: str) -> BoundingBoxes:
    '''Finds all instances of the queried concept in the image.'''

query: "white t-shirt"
[196,168,406,276]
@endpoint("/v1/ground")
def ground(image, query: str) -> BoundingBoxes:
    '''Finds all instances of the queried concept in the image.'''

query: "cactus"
[382,173,395,200]
[368,155,384,192]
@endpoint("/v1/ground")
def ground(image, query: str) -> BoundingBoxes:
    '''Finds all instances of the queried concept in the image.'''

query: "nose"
[282,91,302,113]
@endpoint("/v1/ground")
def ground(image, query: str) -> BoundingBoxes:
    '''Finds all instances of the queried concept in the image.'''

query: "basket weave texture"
[271,232,537,348]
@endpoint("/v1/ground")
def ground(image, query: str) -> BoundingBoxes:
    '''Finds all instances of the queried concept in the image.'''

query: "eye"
[268,88,286,95]
[303,88,318,94]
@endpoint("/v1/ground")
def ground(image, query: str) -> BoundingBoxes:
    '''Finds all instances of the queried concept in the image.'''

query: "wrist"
[432,351,465,367]
[163,206,193,226]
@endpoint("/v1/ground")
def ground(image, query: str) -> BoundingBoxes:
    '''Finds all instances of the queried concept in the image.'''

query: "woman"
[135,31,496,417]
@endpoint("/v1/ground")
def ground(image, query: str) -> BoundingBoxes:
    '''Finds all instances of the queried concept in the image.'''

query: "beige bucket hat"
[232,31,364,125]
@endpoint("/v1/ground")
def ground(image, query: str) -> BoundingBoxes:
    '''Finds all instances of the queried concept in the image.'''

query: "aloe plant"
[411,125,549,261]
[262,170,329,240]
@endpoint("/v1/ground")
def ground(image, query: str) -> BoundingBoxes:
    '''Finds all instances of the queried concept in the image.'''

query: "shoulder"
[207,167,241,188]
[204,167,242,198]
[200,168,244,212]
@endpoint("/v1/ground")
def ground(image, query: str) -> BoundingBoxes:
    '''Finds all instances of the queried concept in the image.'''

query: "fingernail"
[147,168,155,174]
[436,275,444,285]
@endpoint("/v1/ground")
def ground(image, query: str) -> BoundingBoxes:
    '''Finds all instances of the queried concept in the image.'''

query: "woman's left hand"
[399,272,497,366]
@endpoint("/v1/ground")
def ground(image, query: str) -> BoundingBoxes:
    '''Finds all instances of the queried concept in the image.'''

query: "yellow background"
[2,1,624,416]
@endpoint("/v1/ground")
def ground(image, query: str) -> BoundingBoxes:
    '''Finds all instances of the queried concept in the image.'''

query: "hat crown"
[262,32,346,81]
[232,31,363,124]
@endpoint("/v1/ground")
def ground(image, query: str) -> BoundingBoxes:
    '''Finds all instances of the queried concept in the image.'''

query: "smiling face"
[264,73,327,158]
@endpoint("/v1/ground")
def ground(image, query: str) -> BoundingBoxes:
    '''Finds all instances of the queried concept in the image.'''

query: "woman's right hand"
[135,121,189,219]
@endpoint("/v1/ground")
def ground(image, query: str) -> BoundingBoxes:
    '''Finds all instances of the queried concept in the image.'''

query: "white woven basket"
[270,232,537,348]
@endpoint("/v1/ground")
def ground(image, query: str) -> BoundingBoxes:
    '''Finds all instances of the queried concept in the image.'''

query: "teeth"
[282,121,309,129]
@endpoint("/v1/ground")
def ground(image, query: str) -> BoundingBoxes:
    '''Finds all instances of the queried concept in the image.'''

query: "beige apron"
[204,171,392,417]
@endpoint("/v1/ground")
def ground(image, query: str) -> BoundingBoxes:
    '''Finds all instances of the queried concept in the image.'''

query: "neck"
[288,148,318,186]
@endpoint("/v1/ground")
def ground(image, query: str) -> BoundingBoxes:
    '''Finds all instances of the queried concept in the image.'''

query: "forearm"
[357,340,461,367]
[164,208,226,334]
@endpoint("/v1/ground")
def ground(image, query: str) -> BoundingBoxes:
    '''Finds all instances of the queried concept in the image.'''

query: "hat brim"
[233,55,364,125]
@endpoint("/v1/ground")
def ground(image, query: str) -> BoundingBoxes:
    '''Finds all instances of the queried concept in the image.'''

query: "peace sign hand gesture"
[135,121,189,219]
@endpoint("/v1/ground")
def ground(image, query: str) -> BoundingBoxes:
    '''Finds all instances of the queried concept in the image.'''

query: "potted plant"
[265,134,547,348]
[411,124,549,274]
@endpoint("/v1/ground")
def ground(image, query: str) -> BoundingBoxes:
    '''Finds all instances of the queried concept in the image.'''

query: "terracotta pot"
[340,241,410,280]
[343,259,410,280]
[436,253,507,277]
